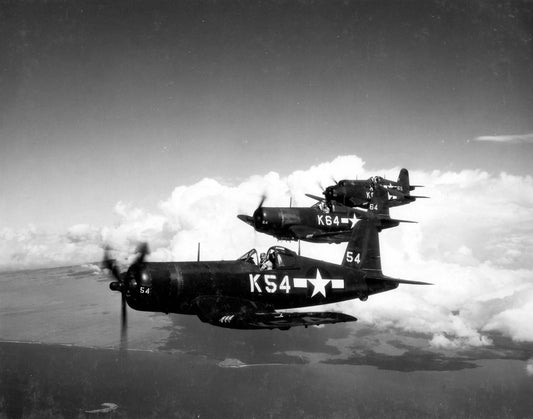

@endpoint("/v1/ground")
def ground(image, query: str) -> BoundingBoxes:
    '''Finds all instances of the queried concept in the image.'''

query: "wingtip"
[237,214,254,226]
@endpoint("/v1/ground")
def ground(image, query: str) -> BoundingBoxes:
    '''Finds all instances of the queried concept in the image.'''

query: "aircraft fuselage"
[122,256,396,316]
[252,206,359,242]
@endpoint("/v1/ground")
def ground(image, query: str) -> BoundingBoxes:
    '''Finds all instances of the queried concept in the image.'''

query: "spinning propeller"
[237,194,266,229]
[103,242,150,351]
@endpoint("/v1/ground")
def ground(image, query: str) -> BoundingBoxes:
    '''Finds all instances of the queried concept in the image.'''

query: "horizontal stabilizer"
[380,277,432,285]
[352,208,416,225]
[389,218,417,224]
[237,214,254,226]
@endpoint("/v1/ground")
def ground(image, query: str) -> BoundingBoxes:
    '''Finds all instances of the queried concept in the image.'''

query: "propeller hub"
[109,281,123,292]
[253,207,266,229]
[325,186,336,199]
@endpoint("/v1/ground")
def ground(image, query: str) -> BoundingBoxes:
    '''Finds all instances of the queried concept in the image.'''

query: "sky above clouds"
[1,2,533,347]
[1,0,532,231]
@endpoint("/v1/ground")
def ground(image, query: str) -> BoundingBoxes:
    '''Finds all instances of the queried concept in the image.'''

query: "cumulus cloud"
[473,132,533,144]
[1,155,532,346]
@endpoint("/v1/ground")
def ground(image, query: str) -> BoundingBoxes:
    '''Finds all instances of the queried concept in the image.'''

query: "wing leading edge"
[193,296,356,330]
[212,311,357,330]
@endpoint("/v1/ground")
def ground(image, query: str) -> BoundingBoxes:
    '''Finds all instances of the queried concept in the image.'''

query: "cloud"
[473,133,533,144]
[527,359,533,376]
[66,224,101,244]
[1,155,532,346]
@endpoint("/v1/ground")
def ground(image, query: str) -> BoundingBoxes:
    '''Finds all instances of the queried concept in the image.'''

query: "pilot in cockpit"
[318,201,330,213]
[260,251,275,270]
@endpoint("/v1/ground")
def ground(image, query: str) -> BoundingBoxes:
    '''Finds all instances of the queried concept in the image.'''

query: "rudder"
[397,168,411,195]
[341,219,382,274]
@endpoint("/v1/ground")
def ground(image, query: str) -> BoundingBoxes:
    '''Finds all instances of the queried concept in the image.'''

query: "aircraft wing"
[234,311,357,330]
[237,214,255,226]
[288,225,354,242]
[288,225,325,239]
[212,310,356,330]
[305,193,325,202]
[192,295,356,329]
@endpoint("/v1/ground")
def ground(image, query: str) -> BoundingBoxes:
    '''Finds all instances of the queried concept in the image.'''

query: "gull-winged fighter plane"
[105,218,429,331]
[237,189,414,244]
[323,168,427,208]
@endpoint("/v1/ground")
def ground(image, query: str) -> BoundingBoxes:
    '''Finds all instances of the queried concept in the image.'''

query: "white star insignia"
[293,269,345,298]
[308,269,329,297]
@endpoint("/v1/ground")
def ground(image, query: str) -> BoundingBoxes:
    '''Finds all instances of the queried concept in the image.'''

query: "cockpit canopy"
[237,248,259,265]
[311,201,330,212]
[266,246,298,268]
[237,246,299,268]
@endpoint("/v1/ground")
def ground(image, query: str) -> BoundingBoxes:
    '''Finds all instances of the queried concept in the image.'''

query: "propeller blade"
[258,195,266,209]
[121,291,127,346]
[305,193,325,202]
[103,246,121,280]
[103,244,128,354]
[237,214,255,226]
[134,242,150,264]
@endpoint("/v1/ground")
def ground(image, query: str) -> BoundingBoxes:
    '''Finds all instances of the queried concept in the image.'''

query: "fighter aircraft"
[104,216,430,331]
[237,189,414,243]
[323,168,427,208]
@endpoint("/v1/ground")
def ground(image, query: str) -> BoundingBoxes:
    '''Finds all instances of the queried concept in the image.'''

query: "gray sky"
[1,1,533,348]
[1,0,532,231]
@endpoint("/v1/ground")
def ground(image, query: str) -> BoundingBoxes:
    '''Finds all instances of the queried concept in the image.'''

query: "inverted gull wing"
[288,225,325,239]
[212,311,357,330]
[192,295,356,329]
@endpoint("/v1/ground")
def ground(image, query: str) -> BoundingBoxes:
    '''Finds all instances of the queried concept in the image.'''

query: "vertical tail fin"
[368,184,390,215]
[342,219,382,274]
[369,186,400,230]
[397,168,411,195]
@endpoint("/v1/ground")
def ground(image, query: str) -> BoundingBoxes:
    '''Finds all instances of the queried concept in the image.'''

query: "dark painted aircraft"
[237,191,414,243]
[323,168,427,208]
[104,217,430,331]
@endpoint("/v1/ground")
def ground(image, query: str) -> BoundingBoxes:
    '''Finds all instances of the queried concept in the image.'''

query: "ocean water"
[1,266,532,418]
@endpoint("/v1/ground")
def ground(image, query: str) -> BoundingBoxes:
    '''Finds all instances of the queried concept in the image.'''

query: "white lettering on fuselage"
[264,274,277,293]
[248,270,344,298]
[317,214,357,228]
[249,274,262,293]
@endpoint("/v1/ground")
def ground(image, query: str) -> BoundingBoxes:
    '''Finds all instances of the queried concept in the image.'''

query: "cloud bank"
[474,132,533,144]
[2,155,533,345]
